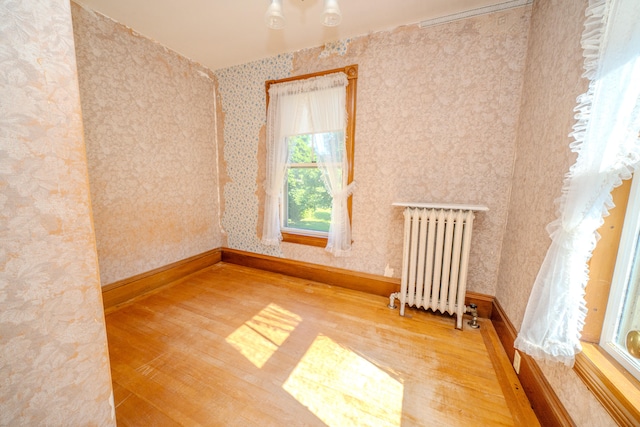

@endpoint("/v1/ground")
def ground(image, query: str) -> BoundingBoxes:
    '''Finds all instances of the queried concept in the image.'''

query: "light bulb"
[321,0,341,26]
[265,0,285,29]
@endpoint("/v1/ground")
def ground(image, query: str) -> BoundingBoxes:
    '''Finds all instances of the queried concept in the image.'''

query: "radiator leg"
[387,292,400,309]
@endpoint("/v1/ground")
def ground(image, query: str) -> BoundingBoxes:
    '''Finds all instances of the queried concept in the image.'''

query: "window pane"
[285,167,331,233]
[288,134,316,163]
[602,176,640,381]
[615,232,640,369]
[314,131,345,163]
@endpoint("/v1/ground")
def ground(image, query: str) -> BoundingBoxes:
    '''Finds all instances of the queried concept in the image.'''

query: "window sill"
[281,231,327,247]
[574,342,640,426]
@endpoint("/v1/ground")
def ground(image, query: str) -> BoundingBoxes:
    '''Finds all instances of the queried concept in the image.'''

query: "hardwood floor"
[105,262,539,426]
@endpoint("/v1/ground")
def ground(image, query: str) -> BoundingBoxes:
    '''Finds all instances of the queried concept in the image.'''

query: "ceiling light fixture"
[320,0,342,26]
[265,0,286,30]
[265,0,342,30]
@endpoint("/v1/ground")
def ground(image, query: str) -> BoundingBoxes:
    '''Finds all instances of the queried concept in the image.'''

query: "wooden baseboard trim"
[102,248,222,309]
[492,298,575,426]
[101,246,494,319]
[221,248,400,297]
[466,291,493,320]
[221,248,494,317]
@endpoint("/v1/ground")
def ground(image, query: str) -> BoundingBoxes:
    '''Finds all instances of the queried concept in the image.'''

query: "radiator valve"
[466,303,480,329]
[388,292,400,309]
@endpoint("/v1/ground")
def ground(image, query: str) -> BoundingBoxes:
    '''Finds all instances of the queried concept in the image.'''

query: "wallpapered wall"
[0,0,114,425]
[59,0,615,422]
[216,55,293,257]
[215,7,531,297]
[496,0,615,425]
[71,3,222,285]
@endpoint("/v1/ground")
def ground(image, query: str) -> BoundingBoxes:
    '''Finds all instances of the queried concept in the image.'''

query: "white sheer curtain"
[262,72,353,254]
[515,0,640,366]
[313,132,355,255]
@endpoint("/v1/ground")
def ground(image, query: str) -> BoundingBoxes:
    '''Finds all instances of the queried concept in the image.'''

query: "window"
[263,65,357,251]
[576,177,640,425]
[514,0,640,367]
[282,132,343,237]
[601,174,640,381]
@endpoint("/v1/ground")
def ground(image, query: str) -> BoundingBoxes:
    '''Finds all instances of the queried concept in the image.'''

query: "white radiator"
[390,203,488,329]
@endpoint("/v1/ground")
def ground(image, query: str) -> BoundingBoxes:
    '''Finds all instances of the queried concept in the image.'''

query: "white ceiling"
[73,0,526,71]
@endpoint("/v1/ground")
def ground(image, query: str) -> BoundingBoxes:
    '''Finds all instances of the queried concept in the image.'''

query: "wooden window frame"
[577,177,640,426]
[265,64,358,248]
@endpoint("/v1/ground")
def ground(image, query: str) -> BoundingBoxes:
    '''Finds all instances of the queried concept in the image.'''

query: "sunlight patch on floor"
[225,303,301,368]
[283,334,404,427]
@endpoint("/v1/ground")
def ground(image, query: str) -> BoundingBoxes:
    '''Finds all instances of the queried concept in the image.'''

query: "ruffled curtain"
[313,132,355,255]
[514,0,640,366]
[262,72,354,254]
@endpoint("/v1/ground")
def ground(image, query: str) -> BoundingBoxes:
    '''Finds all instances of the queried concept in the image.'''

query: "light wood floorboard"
[105,262,539,426]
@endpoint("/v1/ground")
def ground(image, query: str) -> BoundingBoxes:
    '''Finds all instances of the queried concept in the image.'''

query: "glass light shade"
[265,0,285,29]
[321,0,341,26]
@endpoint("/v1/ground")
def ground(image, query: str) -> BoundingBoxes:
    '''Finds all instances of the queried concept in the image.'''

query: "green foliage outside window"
[285,135,332,232]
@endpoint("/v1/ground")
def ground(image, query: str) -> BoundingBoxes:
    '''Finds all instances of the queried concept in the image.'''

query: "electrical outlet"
[513,350,521,374]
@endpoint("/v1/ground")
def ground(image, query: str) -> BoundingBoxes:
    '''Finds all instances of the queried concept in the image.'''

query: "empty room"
[2,0,639,425]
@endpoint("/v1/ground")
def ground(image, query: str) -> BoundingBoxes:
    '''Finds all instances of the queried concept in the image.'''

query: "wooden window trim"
[574,343,640,426]
[576,178,640,426]
[265,64,358,247]
[280,231,328,248]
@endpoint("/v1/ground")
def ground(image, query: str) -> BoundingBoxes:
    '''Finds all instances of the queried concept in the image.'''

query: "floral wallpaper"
[0,0,114,425]
[216,7,532,297]
[495,0,615,424]
[44,0,615,422]
[215,56,293,255]
[71,3,222,285]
